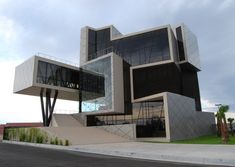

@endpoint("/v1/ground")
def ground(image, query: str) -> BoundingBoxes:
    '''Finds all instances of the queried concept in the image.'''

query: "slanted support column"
[40,88,45,126]
[40,89,58,126]
[79,68,83,113]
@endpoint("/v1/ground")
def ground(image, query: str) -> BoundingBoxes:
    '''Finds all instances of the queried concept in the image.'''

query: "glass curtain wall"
[88,28,171,66]
[80,56,112,112]
[37,61,79,89]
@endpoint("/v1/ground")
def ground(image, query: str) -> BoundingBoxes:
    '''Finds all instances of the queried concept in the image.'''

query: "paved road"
[0,143,227,167]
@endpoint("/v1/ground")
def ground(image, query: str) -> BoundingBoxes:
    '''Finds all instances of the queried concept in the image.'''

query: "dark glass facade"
[181,71,201,111]
[80,56,112,112]
[37,61,80,89]
[37,61,105,95]
[88,27,171,66]
[133,63,181,99]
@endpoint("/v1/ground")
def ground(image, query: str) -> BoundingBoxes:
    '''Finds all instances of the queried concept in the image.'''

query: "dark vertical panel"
[88,29,96,59]
[176,26,186,61]
[181,71,201,111]
[123,60,132,114]
[133,63,181,99]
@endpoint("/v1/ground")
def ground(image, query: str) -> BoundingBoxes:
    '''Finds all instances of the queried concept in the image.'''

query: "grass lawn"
[172,135,235,145]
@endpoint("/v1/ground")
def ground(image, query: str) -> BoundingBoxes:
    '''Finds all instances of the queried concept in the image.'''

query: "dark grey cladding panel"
[132,63,181,99]
[180,61,200,72]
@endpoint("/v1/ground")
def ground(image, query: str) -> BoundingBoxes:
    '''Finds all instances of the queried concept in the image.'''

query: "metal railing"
[36,52,80,67]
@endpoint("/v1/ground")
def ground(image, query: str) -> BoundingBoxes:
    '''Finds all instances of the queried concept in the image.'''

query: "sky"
[0,0,234,123]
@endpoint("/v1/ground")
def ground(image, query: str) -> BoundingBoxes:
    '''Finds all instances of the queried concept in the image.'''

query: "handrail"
[36,52,80,67]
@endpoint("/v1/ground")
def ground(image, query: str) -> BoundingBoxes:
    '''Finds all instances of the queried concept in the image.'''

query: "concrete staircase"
[42,127,130,145]
[50,114,84,127]
[47,114,130,145]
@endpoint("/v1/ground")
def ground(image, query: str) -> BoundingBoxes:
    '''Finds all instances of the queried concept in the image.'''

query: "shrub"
[54,137,59,145]
[19,132,26,142]
[36,135,43,143]
[3,128,9,140]
[59,140,63,146]
[50,139,54,145]
[65,139,69,146]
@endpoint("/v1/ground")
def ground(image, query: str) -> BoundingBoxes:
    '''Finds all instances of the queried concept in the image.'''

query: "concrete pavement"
[2,143,209,167]
[3,140,235,166]
[72,142,235,166]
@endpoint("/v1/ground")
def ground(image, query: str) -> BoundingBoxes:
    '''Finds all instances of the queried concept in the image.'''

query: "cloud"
[0,0,235,123]
[201,98,217,112]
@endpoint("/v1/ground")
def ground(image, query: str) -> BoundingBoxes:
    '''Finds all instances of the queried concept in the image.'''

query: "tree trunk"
[223,117,229,142]
[217,117,221,137]
[220,122,227,144]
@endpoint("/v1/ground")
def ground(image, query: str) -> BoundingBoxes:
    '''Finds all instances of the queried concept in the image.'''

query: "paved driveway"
[0,143,226,167]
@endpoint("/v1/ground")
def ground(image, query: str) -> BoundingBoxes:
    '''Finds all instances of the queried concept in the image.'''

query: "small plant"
[228,118,234,136]
[36,135,43,143]
[65,139,69,146]
[3,128,9,140]
[50,139,54,145]
[19,133,26,142]
[54,137,59,145]
[59,139,63,146]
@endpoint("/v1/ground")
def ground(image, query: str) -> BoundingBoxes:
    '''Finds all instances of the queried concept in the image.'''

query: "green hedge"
[3,127,69,146]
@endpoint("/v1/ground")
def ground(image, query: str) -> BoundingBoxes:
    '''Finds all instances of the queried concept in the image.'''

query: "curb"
[3,140,235,166]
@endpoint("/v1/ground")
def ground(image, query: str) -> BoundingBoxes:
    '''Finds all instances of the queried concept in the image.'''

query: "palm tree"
[227,117,234,136]
[215,105,229,144]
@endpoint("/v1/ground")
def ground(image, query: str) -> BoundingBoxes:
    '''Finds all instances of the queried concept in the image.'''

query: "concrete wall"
[165,92,215,141]
[13,56,35,93]
[80,27,88,66]
[96,124,136,140]
[112,54,124,113]
[181,24,201,70]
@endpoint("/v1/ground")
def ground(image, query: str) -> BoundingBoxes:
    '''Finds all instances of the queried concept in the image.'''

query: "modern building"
[13,23,215,141]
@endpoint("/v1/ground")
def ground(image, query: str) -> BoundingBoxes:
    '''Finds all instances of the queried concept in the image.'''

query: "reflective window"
[88,28,171,66]
[80,56,112,112]
[37,61,80,89]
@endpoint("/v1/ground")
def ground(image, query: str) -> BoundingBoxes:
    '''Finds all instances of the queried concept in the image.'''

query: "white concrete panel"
[80,27,88,66]
[13,56,35,93]
[110,25,123,39]
[112,53,124,113]
[182,24,201,70]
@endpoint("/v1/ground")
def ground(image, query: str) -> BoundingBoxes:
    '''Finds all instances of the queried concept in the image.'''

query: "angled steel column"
[40,89,58,126]
[40,88,46,126]
[47,90,58,126]
[45,89,51,126]
[79,68,83,113]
